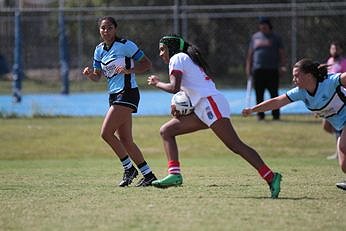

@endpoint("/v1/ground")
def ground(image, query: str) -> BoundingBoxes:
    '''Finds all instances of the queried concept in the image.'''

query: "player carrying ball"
[148,34,282,198]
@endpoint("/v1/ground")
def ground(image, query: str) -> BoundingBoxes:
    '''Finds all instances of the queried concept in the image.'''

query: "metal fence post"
[12,0,22,103]
[173,0,180,35]
[59,0,69,95]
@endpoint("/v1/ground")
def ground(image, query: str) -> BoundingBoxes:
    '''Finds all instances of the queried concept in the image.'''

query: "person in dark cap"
[245,17,287,121]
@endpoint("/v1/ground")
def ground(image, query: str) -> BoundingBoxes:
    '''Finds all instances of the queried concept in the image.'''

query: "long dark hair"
[159,34,211,76]
[294,58,328,82]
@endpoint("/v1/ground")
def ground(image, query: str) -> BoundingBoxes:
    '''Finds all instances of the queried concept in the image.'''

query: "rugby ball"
[171,91,194,115]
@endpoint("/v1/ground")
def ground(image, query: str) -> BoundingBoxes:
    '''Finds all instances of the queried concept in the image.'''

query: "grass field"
[0,115,345,231]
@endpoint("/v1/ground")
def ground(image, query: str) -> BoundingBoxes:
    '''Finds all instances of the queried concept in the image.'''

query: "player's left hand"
[170,104,181,117]
[115,66,131,75]
[147,75,160,86]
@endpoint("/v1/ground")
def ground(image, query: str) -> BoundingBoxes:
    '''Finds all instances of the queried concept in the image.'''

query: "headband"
[159,36,185,58]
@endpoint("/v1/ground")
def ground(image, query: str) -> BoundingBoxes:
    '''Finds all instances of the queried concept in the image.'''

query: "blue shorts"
[109,87,140,113]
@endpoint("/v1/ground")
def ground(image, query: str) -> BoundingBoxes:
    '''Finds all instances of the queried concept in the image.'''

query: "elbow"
[172,88,180,94]
[171,83,181,94]
[168,86,180,94]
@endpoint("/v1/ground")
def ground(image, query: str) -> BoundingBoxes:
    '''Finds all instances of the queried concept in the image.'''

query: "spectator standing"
[323,41,346,160]
[245,17,287,120]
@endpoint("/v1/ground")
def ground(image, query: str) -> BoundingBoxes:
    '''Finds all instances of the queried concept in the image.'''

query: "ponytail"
[185,43,212,76]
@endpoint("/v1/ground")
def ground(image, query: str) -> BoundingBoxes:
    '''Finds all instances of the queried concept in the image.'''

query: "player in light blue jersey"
[83,16,156,187]
[242,58,346,191]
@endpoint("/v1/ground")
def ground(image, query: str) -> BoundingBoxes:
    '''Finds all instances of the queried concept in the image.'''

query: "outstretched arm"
[242,94,291,117]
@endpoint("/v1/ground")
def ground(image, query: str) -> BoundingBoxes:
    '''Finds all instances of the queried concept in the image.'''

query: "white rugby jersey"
[169,52,220,106]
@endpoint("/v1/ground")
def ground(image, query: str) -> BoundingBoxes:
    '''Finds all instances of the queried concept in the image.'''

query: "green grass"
[0,115,345,231]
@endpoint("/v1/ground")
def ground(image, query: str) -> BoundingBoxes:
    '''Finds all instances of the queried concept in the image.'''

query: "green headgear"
[159,35,185,58]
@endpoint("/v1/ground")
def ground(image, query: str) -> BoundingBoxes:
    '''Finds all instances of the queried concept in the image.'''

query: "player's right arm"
[242,94,291,117]
[82,67,102,82]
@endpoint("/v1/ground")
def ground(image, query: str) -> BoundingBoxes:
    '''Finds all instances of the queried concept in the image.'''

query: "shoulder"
[94,43,105,57]
[115,38,128,44]
[120,38,139,48]
[286,87,303,101]
[95,42,104,51]
[327,73,341,81]
[170,52,189,63]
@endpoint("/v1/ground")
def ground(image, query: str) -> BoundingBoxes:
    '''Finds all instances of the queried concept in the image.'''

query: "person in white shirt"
[147,35,282,198]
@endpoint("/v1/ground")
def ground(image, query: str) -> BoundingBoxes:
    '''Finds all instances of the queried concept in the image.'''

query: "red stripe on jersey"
[205,76,211,80]
[207,96,222,119]
[170,69,183,76]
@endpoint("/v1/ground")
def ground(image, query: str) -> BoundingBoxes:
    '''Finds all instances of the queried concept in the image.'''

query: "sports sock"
[137,161,153,177]
[120,155,133,171]
[258,164,274,183]
[168,160,180,175]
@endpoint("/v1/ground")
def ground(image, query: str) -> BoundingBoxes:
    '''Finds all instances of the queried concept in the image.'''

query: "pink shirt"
[327,56,346,74]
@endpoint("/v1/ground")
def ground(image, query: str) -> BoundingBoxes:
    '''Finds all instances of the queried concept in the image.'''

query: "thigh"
[102,105,133,134]
[253,69,266,91]
[253,69,266,102]
[161,113,208,137]
[116,113,133,141]
[210,118,243,147]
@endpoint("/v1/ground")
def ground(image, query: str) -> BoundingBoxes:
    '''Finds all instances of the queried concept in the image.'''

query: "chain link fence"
[1,0,346,90]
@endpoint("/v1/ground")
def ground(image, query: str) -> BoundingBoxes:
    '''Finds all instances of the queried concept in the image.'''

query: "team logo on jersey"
[101,58,125,79]
[205,106,214,120]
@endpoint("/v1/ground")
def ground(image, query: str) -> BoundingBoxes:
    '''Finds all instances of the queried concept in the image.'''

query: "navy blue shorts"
[109,87,140,113]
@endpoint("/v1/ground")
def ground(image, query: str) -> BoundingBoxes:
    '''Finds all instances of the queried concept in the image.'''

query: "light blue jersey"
[286,73,346,131]
[93,38,145,93]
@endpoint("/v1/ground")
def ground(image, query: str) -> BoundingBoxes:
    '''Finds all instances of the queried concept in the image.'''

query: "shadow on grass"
[234,196,318,200]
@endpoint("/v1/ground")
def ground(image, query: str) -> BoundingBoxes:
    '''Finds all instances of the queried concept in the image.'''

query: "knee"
[159,124,173,139]
[159,125,167,138]
[100,128,113,142]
